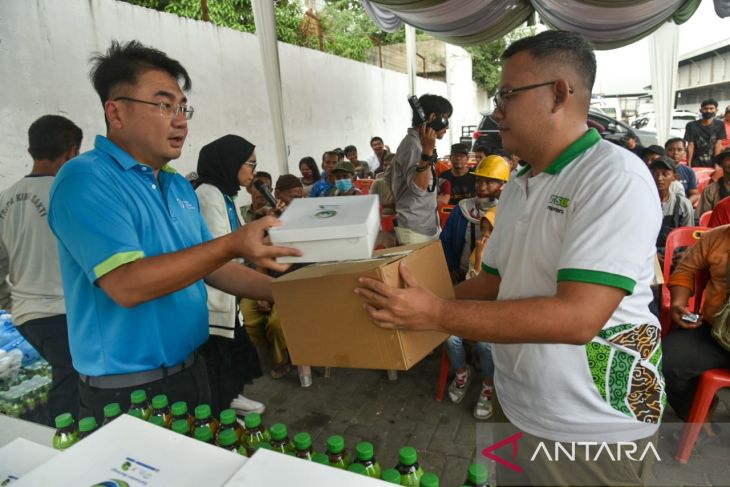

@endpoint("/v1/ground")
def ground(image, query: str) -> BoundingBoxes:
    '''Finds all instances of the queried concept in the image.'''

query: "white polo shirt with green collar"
[483,128,665,443]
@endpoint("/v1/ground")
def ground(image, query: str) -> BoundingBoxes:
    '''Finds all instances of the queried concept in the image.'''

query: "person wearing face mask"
[332,161,361,196]
[439,155,510,285]
[684,98,726,167]
[195,134,266,416]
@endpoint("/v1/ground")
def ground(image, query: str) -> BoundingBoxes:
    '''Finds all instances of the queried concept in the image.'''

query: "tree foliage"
[467,26,538,95]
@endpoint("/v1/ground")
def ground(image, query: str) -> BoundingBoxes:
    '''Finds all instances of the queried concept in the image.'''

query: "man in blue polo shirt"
[48,40,299,421]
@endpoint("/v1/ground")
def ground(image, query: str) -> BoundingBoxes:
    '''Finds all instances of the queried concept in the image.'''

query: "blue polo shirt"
[49,135,213,376]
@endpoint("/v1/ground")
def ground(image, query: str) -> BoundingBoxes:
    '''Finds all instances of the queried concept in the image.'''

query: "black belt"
[79,352,195,389]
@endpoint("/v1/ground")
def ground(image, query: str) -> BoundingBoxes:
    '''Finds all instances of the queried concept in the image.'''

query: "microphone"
[253,178,278,208]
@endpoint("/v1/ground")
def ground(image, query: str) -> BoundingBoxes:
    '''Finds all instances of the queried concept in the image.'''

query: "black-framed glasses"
[114,96,194,120]
[492,81,573,113]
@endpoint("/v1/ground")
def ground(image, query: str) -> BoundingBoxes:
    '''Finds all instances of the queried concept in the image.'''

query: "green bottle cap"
[194,426,213,442]
[128,409,143,419]
[151,394,168,409]
[78,416,98,433]
[256,442,272,451]
[220,409,236,426]
[326,435,345,454]
[270,423,288,441]
[420,472,439,487]
[130,389,147,404]
[399,446,418,466]
[468,464,488,484]
[172,419,190,435]
[244,412,261,429]
[219,429,238,447]
[149,415,165,427]
[54,412,73,429]
[312,452,330,465]
[382,468,401,484]
[194,404,212,420]
[355,441,374,461]
[293,432,312,450]
[103,402,121,418]
[171,401,188,416]
[348,463,367,475]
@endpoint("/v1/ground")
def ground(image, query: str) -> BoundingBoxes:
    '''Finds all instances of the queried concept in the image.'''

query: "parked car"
[630,110,697,146]
[471,108,645,152]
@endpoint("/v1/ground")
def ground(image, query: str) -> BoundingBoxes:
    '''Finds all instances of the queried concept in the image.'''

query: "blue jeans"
[445,336,494,379]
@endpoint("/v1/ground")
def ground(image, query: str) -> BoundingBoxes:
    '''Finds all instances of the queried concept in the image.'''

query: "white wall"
[0,0,475,193]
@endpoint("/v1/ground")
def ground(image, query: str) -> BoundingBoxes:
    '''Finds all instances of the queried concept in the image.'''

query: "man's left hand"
[354,260,444,331]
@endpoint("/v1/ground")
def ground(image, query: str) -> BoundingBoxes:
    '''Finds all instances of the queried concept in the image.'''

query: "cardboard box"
[224,448,384,486]
[15,414,247,486]
[271,241,451,370]
[268,194,380,263]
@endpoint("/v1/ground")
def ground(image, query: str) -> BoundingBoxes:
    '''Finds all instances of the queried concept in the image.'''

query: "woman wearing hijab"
[195,134,265,416]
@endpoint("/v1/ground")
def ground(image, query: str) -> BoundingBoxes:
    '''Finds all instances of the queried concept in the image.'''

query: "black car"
[471,109,644,152]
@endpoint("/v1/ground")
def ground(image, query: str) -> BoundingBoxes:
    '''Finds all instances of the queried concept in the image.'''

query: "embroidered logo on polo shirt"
[547,194,570,215]
[176,198,196,210]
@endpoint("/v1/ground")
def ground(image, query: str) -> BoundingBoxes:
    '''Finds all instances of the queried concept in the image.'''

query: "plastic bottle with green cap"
[194,404,219,437]
[347,463,367,475]
[127,409,144,420]
[172,418,191,437]
[52,413,78,450]
[464,463,489,487]
[353,441,381,478]
[150,394,172,428]
[293,432,315,460]
[218,428,241,452]
[171,401,194,430]
[269,423,295,454]
[217,408,243,443]
[312,452,330,466]
[395,446,424,487]
[255,442,273,452]
[420,472,439,487]
[128,389,152,420]
[102,402,122,425]
[194,425,214,444]
[148,415,166,428]
[325,435,351,469]
[381,468,401,484]
[77,416,98,440]
[243,413,270,455]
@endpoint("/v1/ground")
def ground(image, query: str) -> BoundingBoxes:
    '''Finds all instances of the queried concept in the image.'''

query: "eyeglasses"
[492,81,573,113]
[244,161,257,170]
[114,96,195,120]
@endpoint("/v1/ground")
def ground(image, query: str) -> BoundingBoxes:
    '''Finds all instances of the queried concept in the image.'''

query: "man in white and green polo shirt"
[356,31,663,485]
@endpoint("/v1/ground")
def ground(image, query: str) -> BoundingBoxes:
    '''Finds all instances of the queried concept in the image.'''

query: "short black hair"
[89,40,191,106]
[502,31,596,94]
[665,138,686,150]
[298,156,320,180]
[322,150,338,162]
[701,98,718,109]
[254,171,272,186]
[344,145,357,155]
[28,115,83,160]
[370,136,383,146]
[412,94,453,127]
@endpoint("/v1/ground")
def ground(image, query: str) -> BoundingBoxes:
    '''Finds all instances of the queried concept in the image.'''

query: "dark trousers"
[663,323,730,420]
[16,314,79,425]
[78,352,211,424]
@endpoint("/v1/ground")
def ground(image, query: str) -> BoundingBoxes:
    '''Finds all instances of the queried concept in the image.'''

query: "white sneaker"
[230,395,265,414]
[473,384,493,421]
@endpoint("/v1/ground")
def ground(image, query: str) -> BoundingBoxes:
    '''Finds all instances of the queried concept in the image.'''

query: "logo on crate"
[315,209,337,218]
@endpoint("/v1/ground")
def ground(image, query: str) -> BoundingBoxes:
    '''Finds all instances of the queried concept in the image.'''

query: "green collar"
[517,128,602,177]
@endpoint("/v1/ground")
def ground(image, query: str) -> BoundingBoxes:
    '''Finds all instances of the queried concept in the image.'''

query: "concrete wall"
[0,0,476,193]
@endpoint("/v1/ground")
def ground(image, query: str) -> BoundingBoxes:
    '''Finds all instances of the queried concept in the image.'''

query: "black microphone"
[253,178,278,208]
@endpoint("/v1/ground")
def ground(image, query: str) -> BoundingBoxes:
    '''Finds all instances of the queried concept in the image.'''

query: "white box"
[224,448,387,486]
[0,438,59,484]
[269,195,381,263]
[15,414,247,487]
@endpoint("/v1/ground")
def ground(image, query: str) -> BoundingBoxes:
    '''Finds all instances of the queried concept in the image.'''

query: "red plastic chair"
[659,227,707,337]
[675,368,730,463]
[435,345,451,402]
[380,213,395,233]
[354,178,374,195]
[699,211,712,227]
[438,205,455,229]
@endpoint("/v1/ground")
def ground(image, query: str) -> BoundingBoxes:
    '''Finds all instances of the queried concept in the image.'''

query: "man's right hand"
[418,124,437,155]
[670,303,702,329]
[229,216,301,273]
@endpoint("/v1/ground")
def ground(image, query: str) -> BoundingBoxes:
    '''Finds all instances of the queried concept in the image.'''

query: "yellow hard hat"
[473,155,510,182]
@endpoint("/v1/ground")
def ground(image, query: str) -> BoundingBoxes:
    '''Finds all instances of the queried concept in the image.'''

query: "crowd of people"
[1,30,729,486]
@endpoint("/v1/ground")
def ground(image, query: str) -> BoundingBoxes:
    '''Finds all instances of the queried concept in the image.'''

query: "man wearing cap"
[651,155,694,251]
[663,138,699,205]
[698,149,730,216]
[623,133,643,158]
[439,143,476,205]
[333,161,361,196]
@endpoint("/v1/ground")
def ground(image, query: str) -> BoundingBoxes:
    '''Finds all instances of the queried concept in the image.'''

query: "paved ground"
[246,349,730,486]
